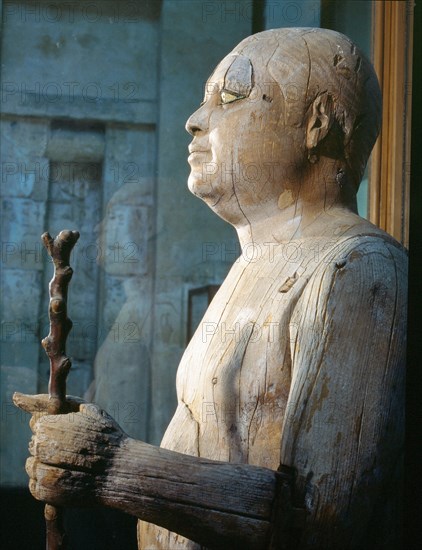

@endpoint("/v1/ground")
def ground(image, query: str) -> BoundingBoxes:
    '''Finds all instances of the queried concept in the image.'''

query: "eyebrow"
[223,55,253,97]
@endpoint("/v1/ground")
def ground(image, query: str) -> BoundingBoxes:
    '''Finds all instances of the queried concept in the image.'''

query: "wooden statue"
[14,28,407,549]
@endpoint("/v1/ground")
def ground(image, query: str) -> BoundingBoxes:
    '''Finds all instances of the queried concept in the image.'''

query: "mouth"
[188,140,211,166]
[188,151,209,165]
[188,142,209,154]
[188,148,208,155]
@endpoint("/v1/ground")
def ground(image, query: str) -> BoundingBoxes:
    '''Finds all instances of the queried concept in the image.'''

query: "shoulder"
[296,210,408,276]
[289,231,408,378]
[292,232,408,325]
[308,231,407,285]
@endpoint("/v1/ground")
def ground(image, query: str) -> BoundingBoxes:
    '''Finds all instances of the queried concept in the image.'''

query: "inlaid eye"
[220,90,245,104]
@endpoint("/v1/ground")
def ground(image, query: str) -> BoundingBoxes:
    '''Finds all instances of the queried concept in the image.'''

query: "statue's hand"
[13,393,126,507]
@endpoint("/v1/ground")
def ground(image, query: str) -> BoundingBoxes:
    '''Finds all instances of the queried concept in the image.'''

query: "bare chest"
[165,250,311,466]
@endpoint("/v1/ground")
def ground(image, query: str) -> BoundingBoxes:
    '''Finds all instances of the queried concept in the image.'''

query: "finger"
[28,433,46,457]
[79,402,105,420]
[79,403,121,432]
[13,393,50,414]
[27,461,60,504]
[29,411,50,432]
[29,477,38,500]
[25,456,38,480]
[29,435,36,455]
[29,409,67,433]
[13,392,84,415]
[29,462,97,507]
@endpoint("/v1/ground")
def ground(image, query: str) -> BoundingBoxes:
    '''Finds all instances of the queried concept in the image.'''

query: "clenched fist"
[12,394,284,549]
[13,393,126,508]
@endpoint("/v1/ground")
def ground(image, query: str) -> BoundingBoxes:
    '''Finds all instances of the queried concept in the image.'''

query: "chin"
[187,173,220,201]
[188,180,243,226]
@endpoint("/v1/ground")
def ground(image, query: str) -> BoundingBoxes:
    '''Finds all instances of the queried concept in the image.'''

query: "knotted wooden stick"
[41,229,79,550]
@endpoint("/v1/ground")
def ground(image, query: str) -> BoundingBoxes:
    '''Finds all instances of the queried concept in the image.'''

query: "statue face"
[94,185,147,277]
[186,49,306,224]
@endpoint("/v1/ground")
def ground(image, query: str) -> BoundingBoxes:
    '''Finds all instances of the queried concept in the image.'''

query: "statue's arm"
[15,235,406,548]
[15,394,286,549]
[280,237,407,548]
[103,436,286,548]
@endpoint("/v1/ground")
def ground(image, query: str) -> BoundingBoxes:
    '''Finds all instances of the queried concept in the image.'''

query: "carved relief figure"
[85,182,153,441]
[15,28,406,549]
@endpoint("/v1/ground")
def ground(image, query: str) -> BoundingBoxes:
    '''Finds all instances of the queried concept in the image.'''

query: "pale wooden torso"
[138,216,403,549]
[165,246,305,469]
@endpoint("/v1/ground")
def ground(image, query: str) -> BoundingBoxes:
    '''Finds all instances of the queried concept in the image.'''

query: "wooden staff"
[41,229,80,550]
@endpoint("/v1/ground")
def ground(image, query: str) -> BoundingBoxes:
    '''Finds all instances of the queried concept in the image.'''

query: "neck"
[234,161,358,251]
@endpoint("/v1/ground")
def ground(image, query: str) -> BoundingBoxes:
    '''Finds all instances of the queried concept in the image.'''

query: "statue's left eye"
[220,90,245,104]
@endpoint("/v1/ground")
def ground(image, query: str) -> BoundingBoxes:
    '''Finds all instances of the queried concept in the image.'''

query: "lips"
[188,140,209,154]
[188,151,207,159]
[188,140,211,168]
[188,147,208,155]
[188,147,210,166]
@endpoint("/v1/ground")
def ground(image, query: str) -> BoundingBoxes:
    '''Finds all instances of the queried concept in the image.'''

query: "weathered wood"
[14,394,294,549]
[140,27,405,549]
[14,28,406,550]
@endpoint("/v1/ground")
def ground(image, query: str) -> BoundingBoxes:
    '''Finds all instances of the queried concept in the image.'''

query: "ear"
[306,92,334,150]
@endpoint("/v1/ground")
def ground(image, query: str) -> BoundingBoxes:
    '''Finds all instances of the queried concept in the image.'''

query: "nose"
[185,105,208,136]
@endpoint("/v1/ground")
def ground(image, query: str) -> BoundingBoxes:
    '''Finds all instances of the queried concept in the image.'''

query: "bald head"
[230,28,381,189]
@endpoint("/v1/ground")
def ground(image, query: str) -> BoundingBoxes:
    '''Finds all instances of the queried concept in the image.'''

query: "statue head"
[95,182,150,277]
[186,28,381,225]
